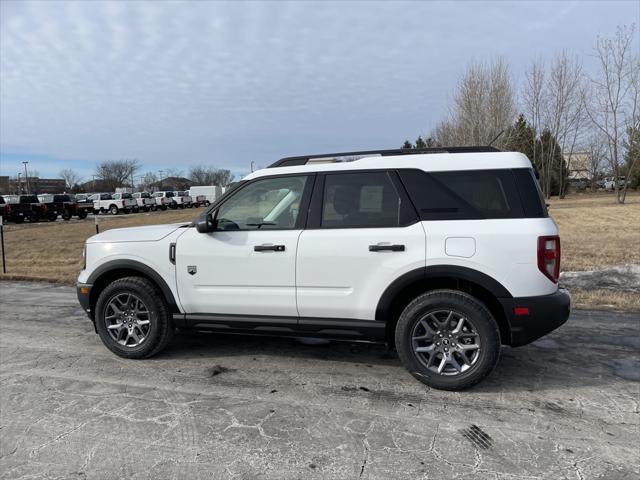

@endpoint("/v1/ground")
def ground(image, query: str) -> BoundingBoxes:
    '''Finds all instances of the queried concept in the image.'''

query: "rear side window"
[512,168,548,218]
[321,171,414,228]
[399,169,524,220]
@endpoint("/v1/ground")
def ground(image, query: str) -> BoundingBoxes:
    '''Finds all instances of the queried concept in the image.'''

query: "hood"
[87,223,188,243]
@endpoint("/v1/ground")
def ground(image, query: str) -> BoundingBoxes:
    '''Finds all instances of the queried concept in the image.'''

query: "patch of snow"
[559,264,640,293]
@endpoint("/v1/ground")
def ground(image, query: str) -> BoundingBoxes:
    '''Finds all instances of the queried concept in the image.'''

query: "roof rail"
[267,146,500,168]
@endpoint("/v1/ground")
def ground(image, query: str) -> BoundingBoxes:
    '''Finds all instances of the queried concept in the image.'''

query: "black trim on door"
[172,313,386,341]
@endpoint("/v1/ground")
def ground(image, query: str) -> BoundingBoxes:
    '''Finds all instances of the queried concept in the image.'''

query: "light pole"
[22,161,29,194]
[250,161,255,173]
[17,173,22,194]
[158,170,164,190]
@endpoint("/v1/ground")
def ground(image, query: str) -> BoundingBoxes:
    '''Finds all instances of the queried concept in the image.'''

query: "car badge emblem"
[187,266,197,275]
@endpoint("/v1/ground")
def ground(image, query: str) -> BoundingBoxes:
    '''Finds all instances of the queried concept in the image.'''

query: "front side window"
[321,172,409,228]
[215,175,308,230]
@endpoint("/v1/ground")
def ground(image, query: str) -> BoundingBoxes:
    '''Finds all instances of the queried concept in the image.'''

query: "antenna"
[488,130,504,147]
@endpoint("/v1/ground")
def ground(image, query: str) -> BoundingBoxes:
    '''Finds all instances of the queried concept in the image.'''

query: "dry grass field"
[0,192,638,311]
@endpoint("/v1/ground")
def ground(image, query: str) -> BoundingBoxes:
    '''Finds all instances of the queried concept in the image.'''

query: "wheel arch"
[376,266,512,345]
[87,260,180,317]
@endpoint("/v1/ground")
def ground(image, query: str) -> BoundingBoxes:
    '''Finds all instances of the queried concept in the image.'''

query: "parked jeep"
[132,192,157,212]
[78,147,570,391]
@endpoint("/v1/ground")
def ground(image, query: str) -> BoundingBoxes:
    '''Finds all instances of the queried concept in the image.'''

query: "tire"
[204,201,210,207]
[62,210,72,221]
[14,216,24,224]
[395,289,500,391]
[109,205,119,215]
[77,210,88,219]
[94,277,174,359]
[161,205,167,211]
[47,212,58,222]
[150,205,157,212]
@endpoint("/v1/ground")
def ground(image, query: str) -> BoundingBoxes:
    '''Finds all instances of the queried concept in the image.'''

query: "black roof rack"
[267,146,500,169]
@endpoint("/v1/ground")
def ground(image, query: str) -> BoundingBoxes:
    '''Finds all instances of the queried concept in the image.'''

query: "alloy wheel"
[104,293,151,347]
[411,310,481,376]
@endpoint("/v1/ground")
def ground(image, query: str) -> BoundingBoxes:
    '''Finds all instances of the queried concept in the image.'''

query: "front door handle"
[254,244,285,252]
[369,244,405,252]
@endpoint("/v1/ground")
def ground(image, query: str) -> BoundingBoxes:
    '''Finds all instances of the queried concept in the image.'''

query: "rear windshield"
[119,193,133,199]
[140,192,150,198]
[54,195,71,202]
[399,168,546,220]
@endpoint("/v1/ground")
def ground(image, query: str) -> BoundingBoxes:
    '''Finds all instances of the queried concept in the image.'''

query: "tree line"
[402,25,639,203]
[59,160,235,193]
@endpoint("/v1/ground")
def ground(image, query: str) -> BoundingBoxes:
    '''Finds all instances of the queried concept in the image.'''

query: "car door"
[175,174,313,317]
[296,170,426,321]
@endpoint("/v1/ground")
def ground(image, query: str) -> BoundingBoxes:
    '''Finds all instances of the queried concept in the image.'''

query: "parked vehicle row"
[0,187,226,223]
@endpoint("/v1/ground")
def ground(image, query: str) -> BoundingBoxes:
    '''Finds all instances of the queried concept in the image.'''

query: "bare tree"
[587,25,640,203]
[95,159,140,191]
[586,134,608,190]
[59,169,82,191]
[189,165,234,186]
[139,172,158,191]
[432,58,516,148]
[522,52,587,198]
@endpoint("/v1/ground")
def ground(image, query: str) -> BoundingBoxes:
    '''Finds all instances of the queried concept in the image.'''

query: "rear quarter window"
[512,168,548,218]
[399,169,524,220]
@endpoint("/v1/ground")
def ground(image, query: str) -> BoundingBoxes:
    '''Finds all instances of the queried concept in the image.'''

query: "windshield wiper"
[245,221,277,229]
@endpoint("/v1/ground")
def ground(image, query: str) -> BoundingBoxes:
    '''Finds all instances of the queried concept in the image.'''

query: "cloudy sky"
[1,0,638,181]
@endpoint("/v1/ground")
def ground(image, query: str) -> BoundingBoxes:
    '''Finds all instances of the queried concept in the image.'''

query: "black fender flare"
[375,265,512,322]
[87,259,179,312]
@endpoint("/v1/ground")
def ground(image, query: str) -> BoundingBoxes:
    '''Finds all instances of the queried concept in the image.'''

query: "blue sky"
[1,0,638,181]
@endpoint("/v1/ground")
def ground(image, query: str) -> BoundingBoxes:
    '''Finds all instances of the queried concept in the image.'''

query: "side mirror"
[196,211,217,233]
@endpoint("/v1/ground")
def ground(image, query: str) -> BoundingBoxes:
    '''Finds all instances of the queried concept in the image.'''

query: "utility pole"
[251,161,255,173]
[22,161,29,194]
[158,170,164,190]
[17,173,22,194]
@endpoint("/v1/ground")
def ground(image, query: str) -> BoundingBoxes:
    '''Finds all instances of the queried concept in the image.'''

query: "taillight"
[538,235,560,283]
[41,204,47,213]
[5,204,11,215]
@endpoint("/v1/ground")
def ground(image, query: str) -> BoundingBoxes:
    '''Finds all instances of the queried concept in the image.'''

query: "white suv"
[77,147,570,390]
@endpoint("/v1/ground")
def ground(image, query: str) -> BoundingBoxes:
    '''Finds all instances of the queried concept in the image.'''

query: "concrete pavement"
[0,281,638,479]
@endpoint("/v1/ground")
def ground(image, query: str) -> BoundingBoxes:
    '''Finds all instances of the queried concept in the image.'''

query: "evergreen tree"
[415,136,427,149]
[402,140,413,149]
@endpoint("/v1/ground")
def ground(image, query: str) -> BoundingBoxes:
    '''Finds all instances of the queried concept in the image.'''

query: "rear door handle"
[369,244,405,252]
[254,244,285,252]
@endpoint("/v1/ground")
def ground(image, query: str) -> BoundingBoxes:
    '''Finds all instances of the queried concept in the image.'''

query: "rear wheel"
[150,204,157,212]
[161,205,167,211]
[77,210,88,219]
[204,201,210,207]
[109,205,119,215]
[94,277,174,359]
[395,290,500,391]
[47,212,58,221]
[62,210,72,221]
[14,216,24,224]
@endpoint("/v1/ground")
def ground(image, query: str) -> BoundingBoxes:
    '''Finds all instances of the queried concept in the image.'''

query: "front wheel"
[395,290,500,391]
[94,277,174,359]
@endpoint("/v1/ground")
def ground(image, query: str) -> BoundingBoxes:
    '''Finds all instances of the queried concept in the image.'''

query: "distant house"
[564,151,592,180]
[31,178,67,194]
[78,179,112,193]
[148,177,193,192]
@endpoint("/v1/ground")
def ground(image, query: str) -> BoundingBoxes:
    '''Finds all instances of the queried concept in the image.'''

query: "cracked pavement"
[0,281,638,479]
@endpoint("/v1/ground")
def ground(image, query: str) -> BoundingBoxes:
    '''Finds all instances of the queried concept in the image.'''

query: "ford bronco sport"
[77,147,570,390]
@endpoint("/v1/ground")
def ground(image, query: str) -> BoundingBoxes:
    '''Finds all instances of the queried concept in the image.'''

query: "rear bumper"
[500,288,571,347]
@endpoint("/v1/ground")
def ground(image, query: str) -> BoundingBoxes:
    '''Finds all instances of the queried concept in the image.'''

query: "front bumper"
[77,283,93,319]
[499,288,571,347]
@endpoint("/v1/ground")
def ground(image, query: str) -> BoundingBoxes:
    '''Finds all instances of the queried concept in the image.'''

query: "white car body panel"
[296,223,427,320]
[174,227,301,316]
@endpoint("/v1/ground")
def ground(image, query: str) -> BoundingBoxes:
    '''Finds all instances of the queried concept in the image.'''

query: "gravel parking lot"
[0,281,638,480]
